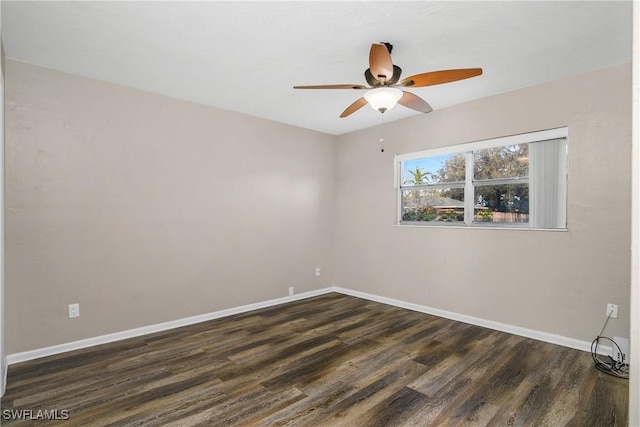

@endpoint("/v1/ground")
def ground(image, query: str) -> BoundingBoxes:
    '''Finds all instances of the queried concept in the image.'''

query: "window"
[396,128,568,229]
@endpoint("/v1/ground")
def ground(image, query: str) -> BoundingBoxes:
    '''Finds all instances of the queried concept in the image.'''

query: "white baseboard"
[7,285,609,365]
[332,286,611,356]
[6,287,335,365]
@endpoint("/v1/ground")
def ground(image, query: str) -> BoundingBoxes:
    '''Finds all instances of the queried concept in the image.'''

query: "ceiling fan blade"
[294,84,367,90]
[369,43,394,82]
[398,68,483,87]
[340,97,368,118]
[398,91,433,113]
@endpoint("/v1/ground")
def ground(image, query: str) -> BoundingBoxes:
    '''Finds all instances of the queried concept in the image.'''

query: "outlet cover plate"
[606,303,618,319]
[69,303,80,318]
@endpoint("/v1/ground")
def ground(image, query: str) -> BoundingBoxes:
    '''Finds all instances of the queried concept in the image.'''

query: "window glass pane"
[474,183,529,224]
[473,144,528,180]
[402,188,464,222]
[402,152,466,186]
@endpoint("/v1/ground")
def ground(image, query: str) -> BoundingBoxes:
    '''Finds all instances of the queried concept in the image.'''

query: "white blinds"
[529,138,568,229]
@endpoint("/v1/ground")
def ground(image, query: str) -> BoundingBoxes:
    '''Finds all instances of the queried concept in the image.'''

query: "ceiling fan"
[294,43,483,118]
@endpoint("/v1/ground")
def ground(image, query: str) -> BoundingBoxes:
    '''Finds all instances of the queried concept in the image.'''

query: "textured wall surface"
[5,60,335,353]
[3,60,633,354]
[334,63,632,343]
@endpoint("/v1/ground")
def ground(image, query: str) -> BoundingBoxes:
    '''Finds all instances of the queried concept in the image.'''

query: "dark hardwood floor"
[1,293,628,426]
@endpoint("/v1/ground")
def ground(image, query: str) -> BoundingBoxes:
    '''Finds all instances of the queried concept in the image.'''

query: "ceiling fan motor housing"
[365,65,402,86]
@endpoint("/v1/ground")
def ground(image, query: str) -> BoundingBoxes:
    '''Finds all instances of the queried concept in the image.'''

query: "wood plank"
[0,293,628,426]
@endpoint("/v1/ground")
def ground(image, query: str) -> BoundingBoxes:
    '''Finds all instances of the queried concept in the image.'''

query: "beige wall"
[1,3,6,393]
[4,60,336,353]
[334,63,632,343]
[4,59,632,354]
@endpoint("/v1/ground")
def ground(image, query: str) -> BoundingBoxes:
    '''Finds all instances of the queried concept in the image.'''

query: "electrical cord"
[591,310,629,379]
[591,336,629,378]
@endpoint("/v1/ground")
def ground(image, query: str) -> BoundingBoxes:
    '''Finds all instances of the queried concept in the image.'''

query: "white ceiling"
[1,1,633,136]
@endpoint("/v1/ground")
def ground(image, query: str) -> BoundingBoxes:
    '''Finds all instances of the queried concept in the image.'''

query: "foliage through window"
[396,128,568,229]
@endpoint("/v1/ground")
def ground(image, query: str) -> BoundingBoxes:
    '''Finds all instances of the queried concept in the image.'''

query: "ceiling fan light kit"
[294,42,483,118]
[364,87,403,113]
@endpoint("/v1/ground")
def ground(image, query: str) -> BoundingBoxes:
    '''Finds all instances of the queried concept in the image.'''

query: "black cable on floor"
[591,310,629,379]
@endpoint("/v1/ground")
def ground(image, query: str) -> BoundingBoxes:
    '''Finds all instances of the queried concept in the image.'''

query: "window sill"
[395,223,568,232]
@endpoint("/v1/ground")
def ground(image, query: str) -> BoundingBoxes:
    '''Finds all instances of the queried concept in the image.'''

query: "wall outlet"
[612,336,629,365]
[315,267,321,277]
[69,303,80,318]
[606,303,618,319]
[288,287,294,296]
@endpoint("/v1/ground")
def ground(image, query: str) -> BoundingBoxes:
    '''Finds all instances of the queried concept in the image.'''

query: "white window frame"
[395,127,568,230]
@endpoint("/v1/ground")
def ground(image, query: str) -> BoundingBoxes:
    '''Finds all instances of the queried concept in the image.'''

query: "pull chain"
[379,112,385,152]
